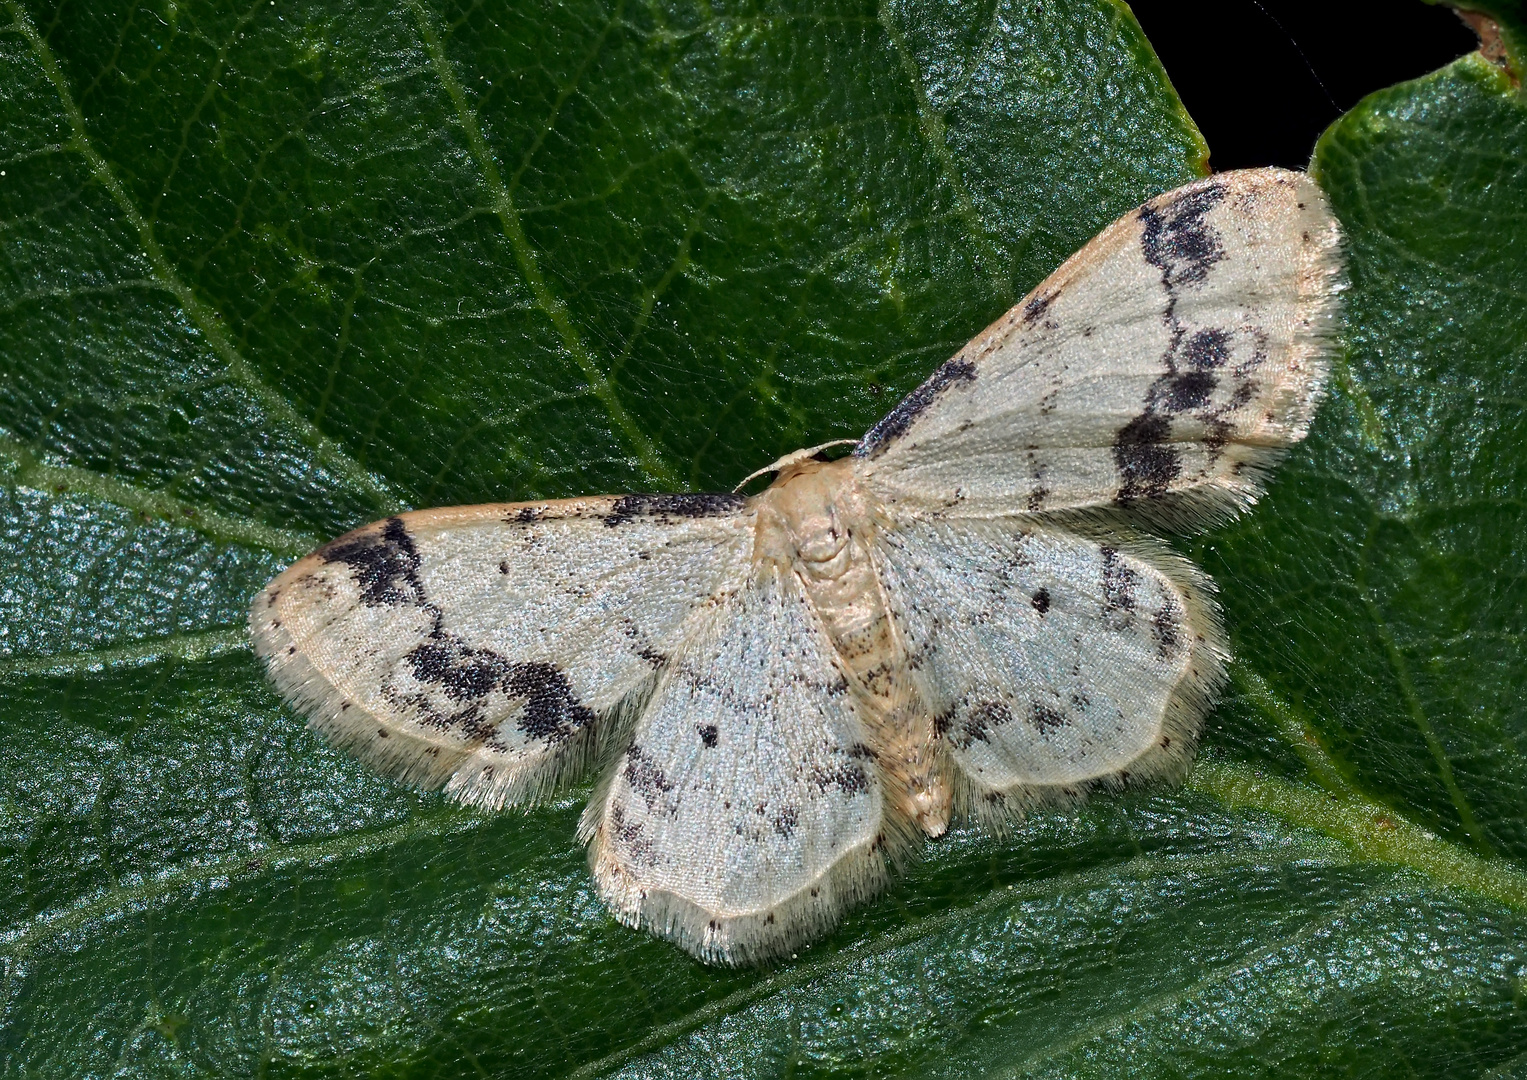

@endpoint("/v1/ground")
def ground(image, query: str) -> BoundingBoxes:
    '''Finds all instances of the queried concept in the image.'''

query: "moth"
[252,168,1343,965]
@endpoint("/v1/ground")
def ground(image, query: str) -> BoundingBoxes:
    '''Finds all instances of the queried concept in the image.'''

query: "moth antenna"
[732,439,861,492]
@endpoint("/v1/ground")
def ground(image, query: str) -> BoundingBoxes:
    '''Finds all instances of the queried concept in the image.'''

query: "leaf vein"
[1355,509,1495,854]
[406,0,679,489]
[6,1,403,516]
[0,626,250,682]
[876,0,1008,300]
[0,434,318,556]
[1000,888,1384,1076]
[0,806,478,957]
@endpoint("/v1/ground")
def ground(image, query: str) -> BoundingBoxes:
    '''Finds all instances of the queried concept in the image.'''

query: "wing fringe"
[580,775,894,966]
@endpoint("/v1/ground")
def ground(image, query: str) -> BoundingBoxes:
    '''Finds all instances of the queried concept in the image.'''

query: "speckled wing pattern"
[874,520,1224,811]
[252,494,755,809]
[852,166,1339,819]
[581,562,887,964]
[855,170,1343,523]
[251,167,1342,966]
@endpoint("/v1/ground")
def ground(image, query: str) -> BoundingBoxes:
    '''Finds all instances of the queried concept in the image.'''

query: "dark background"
[1129,0,1481,169]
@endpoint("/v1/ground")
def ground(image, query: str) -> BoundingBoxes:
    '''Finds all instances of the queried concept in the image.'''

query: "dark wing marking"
[583,562,887,965]
[854,168,1344,526]
[251,496,753,809]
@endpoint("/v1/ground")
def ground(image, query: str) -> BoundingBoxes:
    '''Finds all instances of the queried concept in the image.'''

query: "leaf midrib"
[0,803,479,958]
[562,845,1360,1080]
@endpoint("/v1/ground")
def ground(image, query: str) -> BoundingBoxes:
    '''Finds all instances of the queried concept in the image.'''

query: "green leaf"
[1204,52,1527,860]
[1434,0,1527,83]
[1,0,1525,1075]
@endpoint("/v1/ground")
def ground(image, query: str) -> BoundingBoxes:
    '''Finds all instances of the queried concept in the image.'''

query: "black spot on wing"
[402,631,594,745]
[1153,597,1182,658]
[950,699,1013,750]
[698,723,719,748]
[1113,413,1180,500]
[407,637,509,702]
[857,359,977,459]
[1020,289,1057,326]
[773,803,799,839]
[1031,587,1051,615]
[1149,327,1233,419]
[1031,703,1067,733]
[1138,182,1227,288]
[602,492,745,528]
[1101,547,1139,614]
[319,517,423,607]
[1162,370,1217,413]
[509,662,596,743]
[808,744,872,797]
[608,803,657,866]
[1182,327,1232,370]
[624,744,676,814]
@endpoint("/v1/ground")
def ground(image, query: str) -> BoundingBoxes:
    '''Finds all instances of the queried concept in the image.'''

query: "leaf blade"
[4,0,1527,1075]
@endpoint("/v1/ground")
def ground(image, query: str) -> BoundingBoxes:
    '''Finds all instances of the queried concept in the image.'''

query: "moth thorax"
[757,457,869,582]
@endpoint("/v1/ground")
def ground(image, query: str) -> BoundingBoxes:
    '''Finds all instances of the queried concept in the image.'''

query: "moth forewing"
[853,168,1344,527]
[250,495,754,811]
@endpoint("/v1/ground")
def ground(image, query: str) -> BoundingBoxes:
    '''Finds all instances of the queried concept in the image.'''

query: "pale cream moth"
[252,168,1344,964]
